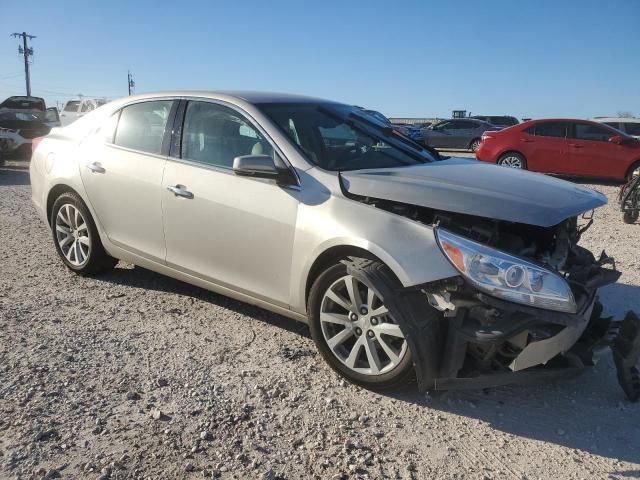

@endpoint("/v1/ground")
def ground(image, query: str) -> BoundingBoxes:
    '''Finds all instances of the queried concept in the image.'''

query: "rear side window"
[113,101,172,154]
[622,122,640,136]
[573,123,614,142]
[526,122,568,138]
[181,101,273,169]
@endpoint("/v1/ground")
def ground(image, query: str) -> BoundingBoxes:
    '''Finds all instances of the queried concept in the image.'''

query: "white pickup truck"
[60,98,108,126]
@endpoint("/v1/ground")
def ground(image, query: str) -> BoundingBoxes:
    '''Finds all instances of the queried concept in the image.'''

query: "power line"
[10,32,36,97]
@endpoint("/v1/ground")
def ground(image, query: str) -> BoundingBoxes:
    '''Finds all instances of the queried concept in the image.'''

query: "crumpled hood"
[340,158,607,227]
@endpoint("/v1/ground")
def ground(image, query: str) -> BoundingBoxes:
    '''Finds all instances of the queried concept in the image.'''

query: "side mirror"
[233,154,297,187]
[609,134,625,145]
[233,155,279,178]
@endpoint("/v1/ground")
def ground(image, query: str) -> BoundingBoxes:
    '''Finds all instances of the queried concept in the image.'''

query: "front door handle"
[86,162,105,173]
[569,143,584,148]
[167,184,194,199]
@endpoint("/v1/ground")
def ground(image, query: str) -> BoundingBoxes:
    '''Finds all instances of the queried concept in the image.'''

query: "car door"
[44,107,60,127]
[425,121,454,148]
[567,122,628,179]
[521,121,570,174]
[161,100,299,307]
[443,120,469,148]
[79,99,175,262]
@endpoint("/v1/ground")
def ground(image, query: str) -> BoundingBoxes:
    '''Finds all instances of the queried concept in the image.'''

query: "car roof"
[592,117,640,123]
[120,90,338,105]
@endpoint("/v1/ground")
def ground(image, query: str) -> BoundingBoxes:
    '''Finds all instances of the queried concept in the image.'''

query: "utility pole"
[127,70,135,96]
[11,32,36,97]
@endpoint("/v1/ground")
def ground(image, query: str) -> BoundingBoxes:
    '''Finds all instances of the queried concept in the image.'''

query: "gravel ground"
[1,160,639,480]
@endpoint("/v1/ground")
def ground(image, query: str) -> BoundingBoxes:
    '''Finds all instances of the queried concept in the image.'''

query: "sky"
[1,0,638,119]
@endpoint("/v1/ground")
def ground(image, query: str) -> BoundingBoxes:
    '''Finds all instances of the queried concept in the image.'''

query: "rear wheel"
[470,138,481,152]
[308,262,414,390]
[51,192,117,275]
[497,152,527,169]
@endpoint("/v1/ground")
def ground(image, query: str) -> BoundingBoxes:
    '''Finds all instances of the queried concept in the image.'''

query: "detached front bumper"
[343,257,640,401]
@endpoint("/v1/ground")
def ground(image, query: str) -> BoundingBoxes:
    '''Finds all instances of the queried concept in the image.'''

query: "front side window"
[573,123,614,142]
[259,103,434,171]
[113,101,172,154]
[527,122,568,138]
[181,101,273,168]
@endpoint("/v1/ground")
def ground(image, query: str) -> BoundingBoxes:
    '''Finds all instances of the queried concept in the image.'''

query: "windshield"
[64,101,81,112]
[0,111,41,122]
[258,103,436,171]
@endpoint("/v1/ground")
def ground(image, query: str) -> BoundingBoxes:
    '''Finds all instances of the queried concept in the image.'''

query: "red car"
[476,119,640,182]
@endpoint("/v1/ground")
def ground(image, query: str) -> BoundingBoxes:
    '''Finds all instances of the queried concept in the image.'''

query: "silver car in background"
[29,91,639,398]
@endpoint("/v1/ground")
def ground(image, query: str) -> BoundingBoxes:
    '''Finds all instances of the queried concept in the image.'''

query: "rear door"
[521,121,570,173]
[79,99,175,261]
[567,122,628,179]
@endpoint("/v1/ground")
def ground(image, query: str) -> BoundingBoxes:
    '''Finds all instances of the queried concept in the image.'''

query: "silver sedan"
[29,91,639,398]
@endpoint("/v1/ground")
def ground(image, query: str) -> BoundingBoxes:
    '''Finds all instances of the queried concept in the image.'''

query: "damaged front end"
[343,204,640,401]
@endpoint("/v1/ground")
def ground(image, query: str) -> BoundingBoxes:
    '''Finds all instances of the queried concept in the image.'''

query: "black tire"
[50,192,117,275]
[308,259,426,390]
[469,138,481,152]
[626,161,640,183]
[623,210,639,224]
[497,152,527,170]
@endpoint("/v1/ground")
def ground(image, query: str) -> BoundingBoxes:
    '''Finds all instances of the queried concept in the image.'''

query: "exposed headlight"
[436,228,576,313]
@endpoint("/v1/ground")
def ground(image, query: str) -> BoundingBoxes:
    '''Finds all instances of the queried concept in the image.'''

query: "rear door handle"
[167,184,194,199]
[86,162,105,173]
[569,143,584,148]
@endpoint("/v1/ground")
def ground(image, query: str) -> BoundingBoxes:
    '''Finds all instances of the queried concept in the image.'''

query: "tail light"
[481,132,496,142]
[31,136,44,154]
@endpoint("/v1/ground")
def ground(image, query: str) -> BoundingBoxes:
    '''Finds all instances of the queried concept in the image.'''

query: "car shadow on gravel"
[0,166,30,186]
[97,264,311,339]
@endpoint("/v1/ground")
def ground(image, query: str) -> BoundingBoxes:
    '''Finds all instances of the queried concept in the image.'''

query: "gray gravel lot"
[1,159,639,479]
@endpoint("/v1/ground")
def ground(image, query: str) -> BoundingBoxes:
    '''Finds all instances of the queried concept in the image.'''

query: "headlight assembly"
[436,228,576,313]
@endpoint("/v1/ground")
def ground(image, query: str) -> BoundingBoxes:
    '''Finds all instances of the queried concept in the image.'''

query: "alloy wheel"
[320,274,407,375]
[471,140,480,152]
[55,203,91,266]
[499,156,523,168]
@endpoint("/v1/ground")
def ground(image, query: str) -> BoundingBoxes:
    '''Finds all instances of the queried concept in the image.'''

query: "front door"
[567,122,629,179]
[161,100,299,306]
[79,99,174,261]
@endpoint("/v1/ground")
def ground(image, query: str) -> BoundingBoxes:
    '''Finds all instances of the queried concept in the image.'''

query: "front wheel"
[308,262,414,390]
[51,192,117,275]
[497,152,527,169]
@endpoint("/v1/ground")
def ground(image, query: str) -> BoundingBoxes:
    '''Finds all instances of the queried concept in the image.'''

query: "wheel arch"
[304,244,402,311]
[625,159,640,181]
[46,183,80,224]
